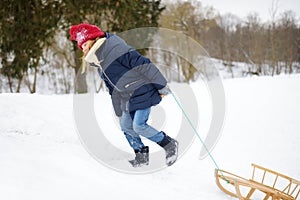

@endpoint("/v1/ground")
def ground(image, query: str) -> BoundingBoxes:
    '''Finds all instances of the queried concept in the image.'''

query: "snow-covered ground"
[0,75,299,200]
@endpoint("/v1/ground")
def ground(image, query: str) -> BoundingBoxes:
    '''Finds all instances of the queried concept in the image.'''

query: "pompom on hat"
[70,23,106,50]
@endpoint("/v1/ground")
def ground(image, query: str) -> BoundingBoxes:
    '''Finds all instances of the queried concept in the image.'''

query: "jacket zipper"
[124,80,141,88]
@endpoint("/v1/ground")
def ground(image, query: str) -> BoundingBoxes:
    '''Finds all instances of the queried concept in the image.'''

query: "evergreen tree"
[0,0,61,92]
[0,0,165,93]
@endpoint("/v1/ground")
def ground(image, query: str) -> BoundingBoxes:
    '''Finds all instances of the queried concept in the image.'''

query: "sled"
[215,163,300,200]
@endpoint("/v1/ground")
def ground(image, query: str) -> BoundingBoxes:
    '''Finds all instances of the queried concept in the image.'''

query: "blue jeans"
[120,107,164,150]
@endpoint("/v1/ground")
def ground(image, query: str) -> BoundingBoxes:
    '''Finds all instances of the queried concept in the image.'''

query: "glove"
[158,85,172,96]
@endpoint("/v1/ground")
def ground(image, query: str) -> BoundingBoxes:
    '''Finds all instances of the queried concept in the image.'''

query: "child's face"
[82,40,93,54]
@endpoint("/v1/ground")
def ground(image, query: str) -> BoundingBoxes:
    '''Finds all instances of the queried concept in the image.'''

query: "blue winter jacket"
[91,33,167,117]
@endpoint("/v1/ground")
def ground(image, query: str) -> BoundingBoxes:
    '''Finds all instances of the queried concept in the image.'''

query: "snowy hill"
[0,75,300,200]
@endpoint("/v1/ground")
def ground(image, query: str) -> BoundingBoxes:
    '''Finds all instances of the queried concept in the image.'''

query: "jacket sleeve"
[111,91,122,117]
[117,50,167,90]
[100,71,122,117]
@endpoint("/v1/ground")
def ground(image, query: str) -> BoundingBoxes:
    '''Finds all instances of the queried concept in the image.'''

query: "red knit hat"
[70,23,106,50]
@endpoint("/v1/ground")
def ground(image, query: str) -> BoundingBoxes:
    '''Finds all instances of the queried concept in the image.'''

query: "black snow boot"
[129,146,149,167]
[157,132,179,166]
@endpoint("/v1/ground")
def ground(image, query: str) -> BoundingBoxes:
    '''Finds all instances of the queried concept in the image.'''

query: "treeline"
[158,1,300,80]
[0,0,299,93]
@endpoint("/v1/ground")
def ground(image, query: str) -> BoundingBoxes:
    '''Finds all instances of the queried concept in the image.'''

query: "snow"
[1,75,300,200]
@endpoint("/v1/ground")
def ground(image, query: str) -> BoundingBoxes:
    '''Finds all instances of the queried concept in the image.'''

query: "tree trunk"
[31,59,39,93]
[74,49,87,94]
[7,76,13,93]
[16,77,22,93]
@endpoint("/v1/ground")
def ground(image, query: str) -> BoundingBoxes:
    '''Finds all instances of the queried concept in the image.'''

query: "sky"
[199,0,300,22]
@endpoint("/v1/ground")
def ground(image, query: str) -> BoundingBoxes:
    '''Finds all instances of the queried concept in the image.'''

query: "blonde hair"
[81,37,100,74]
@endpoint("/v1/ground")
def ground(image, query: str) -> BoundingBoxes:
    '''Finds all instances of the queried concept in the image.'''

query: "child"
[70,23,178,167]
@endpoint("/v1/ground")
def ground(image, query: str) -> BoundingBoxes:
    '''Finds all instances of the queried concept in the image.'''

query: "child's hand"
[158,85,171,96]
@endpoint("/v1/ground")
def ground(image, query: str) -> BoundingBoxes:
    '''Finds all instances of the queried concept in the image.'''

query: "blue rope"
[170,92,229,183]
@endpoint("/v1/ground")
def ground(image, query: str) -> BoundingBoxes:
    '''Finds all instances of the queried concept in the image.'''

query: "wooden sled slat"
[215,164,300,200]
[215,169,239,198]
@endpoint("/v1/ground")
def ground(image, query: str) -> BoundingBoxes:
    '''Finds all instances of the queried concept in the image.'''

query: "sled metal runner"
[215,163,300,200]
